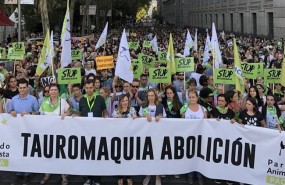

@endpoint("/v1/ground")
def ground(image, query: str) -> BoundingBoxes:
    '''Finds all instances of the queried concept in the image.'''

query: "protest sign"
[0,48,6,60]
[158,51,167,63]
[175,57,194,72]
[149,67,171,83]
[256,63,264,78]
[143,40,152,48]
[128,42,139,50]
[95,56,114,70]
[214,68,236,84]
[12,42,25,55]
[139,54,155,68]
[131,59,143,79]
[40,76,54,87]
[71,50,82,60]
[264,69,281,84]
[241,63,258,79]
[7,48,23,60]
[57,68,81,84]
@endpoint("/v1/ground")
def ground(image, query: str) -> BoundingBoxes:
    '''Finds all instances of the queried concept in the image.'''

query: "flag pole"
[184,72,186,90]
[273,83,275,95]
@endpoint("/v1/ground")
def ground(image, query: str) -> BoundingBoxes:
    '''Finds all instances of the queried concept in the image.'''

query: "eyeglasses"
[132,86,139,88]
[178,74,184,76]
[115,86,122,88]
[44,90,49,93]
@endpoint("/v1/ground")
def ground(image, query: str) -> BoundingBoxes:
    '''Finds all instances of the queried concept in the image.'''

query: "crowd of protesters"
[1,22,284,185]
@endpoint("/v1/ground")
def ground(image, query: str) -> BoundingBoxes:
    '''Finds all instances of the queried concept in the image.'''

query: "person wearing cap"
[199,87,214,117]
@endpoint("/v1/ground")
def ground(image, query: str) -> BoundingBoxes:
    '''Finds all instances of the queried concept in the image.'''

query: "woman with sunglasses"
[112,76,124,112]
[39,83,70,185]
[112,94,137,185]
[38,85,50,106]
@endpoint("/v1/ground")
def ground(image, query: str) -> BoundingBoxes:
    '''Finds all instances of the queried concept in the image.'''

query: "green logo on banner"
[241,62,258,79]
[175,57,194,72]
[12,42,25,55]
[131,59,143,79]
[143,40,152,48]
[0,48,6,60]
[266,175,285,185]
[7,48,23,60]
[149,68,171,83]
[139,54,155,68]
[257,63,264,78]
[57,68,82,84]
[264,69,281,84]
[214,68,236,84]
[158,51,167,63]
[128,42,139,50]
[0,159,9,167]
[71,50,82,60]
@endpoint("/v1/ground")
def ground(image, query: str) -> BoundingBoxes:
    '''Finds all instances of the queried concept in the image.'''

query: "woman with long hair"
[241,86,263,110]
[261,94,285,132]
[239,97,265,127]
[140,89,166,185]
[180,90,206,185]
[4,75,19,99]
[227,90,240,121]
[39,84,70,185]
[111,94,136,185]
[161,85,182,118]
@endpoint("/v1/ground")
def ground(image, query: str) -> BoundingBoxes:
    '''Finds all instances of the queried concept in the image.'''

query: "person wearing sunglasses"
[129,79,142,115]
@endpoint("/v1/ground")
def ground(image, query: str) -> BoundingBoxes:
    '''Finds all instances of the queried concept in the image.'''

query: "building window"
[222,14,225,31]
[252,13,257,35]
[240,13,244,33]
[216,14,218,30]
[268,12,274,38]
[230,13,233,32]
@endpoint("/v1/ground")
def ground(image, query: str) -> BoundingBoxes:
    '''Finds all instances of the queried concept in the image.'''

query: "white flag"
[211,22,222,68]
[95,22,108,49]
[194,29,198,51]
[115,29,133,83]
[203,33,211,65]
[60,0,72,68]
[183,29,194,57]
[151,35,158,54]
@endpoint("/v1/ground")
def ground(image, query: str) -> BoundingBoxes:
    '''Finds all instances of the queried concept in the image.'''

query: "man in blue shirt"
[9,78,39,185]
[8,78,39,116]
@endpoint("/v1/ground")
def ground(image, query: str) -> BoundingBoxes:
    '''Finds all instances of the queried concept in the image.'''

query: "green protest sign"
[57,68,82,84]
[241,63,258,79]
[175,57,194,72]
[128,42,139,50]
[71,49,82,60]
[158,51,167,63]
[256,63,264,78]
[140,54,155,68]
[12,42,25,55]
[131,59,143,78]
[149,68,171,83]
[143,40,152,48]
[0,48,6,60]
[7,48,23,60]
[214,68,236,84]
[264,69,281,84]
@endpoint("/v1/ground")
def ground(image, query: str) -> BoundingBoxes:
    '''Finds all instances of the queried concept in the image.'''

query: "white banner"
[0,114,284,185]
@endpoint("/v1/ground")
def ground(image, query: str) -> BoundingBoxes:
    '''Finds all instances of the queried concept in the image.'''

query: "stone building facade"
[158,0,285,39]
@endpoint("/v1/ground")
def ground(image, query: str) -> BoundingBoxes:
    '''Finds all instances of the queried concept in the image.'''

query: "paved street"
[0,171,243,185]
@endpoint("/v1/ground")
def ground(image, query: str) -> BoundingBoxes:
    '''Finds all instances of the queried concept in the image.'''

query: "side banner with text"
[0,115,284,185]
